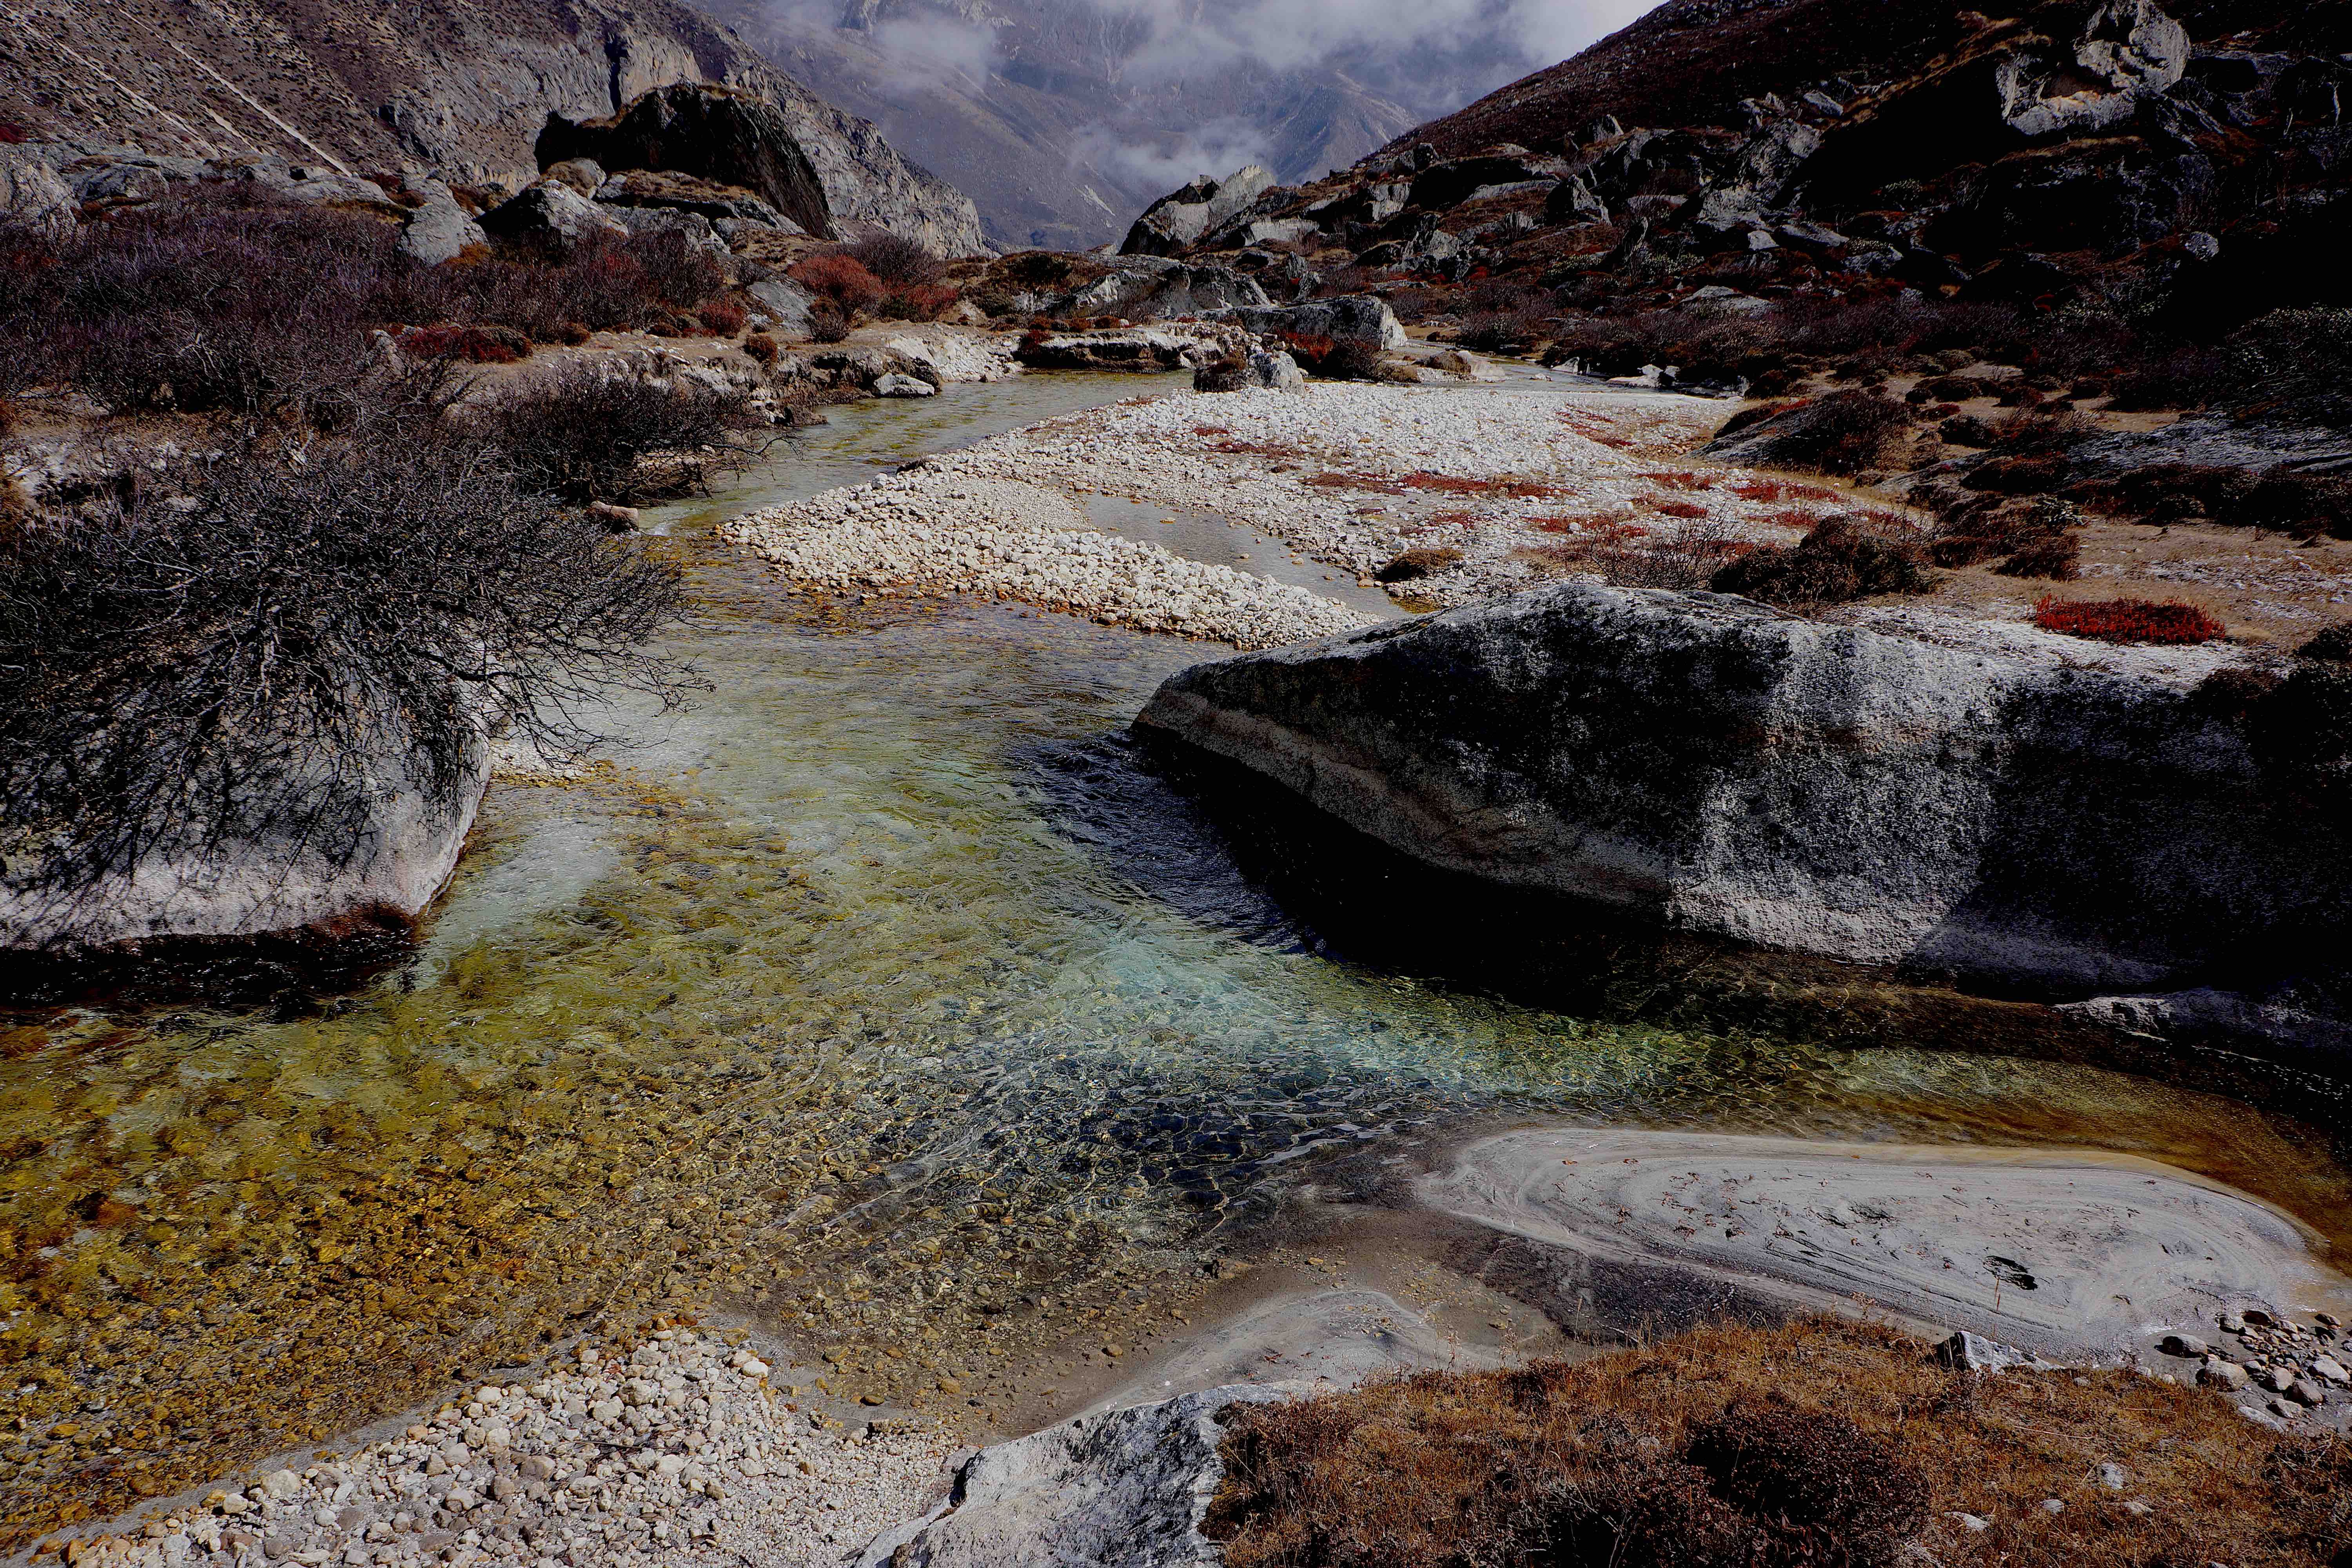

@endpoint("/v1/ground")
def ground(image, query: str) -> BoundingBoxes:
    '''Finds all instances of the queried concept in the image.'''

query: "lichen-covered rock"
[1134,582,2350,1004]
[852,1385,1294,1568]
[0,144,74,227]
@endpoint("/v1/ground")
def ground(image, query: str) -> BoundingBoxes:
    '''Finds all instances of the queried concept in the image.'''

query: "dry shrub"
[2033,597,2225,644]
[808,300,851,344]
[742,332,779,366]
[0,199,720,416]
[1207,1316,2352,1568]
[879,282,958,322]
[475,366,766,504]
[1722,390,1915,476]
[1374,547,1463,583]
[1403,472,1566,499]
[840,232,944,286]
[396,323,532,364]
[0,417,693,925]
[789,252,886,315]
[1543,514,1753,590]
[1710,514,1929,610]
[696,298,746,335]
[1993,532,2081,579]
[1650,499,1710,519]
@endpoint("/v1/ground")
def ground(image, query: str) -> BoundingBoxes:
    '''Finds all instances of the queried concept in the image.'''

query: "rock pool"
[2,373,2346,1542]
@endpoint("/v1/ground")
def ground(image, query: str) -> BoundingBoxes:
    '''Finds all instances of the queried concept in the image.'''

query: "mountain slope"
[0,0,986,253]
[695,0,1563,250]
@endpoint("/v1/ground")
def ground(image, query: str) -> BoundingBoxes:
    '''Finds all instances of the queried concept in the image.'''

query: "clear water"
[2,373,2347,1538]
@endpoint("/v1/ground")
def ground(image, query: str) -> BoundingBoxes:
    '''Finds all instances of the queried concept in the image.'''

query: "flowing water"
[3,373,2348,1540]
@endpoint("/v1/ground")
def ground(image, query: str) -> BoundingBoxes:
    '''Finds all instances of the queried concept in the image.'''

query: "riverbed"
[3,370,2349,1546]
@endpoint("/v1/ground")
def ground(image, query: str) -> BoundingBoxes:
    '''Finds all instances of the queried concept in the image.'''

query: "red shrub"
[1401,472,1567,499]
[397,323,531,363]
[880,283,958,322]
[1650,499,1710,519]
[1730,480,1785,503]
[2032,597,2225,644]
[697,299,746,334]
[789,253,887,314]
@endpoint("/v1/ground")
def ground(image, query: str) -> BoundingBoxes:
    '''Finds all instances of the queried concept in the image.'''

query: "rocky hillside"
[694,0,1564,251]
[1125,0,2350,332]
[0,0,985,253]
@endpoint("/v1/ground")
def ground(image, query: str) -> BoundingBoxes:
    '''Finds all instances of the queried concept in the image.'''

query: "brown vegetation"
[1710,514,1928,610]
[0,198,727,418]
[1206,1316,2352,1568]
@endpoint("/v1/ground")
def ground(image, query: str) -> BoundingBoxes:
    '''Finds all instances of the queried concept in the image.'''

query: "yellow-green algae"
[3,380,2347,1545]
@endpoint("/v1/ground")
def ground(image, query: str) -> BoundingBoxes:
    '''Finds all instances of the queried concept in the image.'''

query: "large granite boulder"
[396,175,487,265]
[1,735,489,955]
[479,179,630,254]
[537,83,835,240]
[853,1385,1292,1568]
[1204,294,1409,350]
[1134,583,2352,1007]
[1120,163,1276,256]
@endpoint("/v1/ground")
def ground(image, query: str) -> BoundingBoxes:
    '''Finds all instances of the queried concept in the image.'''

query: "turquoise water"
[1,372,2345,1538]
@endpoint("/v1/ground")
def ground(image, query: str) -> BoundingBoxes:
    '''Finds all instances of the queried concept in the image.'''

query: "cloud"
[1079,0,1646,91]
[1069,115,1278,195]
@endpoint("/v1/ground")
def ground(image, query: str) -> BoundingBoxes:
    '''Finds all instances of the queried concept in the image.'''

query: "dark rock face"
[1135,582,2350,1005]
[538,84,835,240]
[0,0,984,255]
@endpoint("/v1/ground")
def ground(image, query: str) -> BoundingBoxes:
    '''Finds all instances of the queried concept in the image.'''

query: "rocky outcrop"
[0,735,490,955]
[853,1385,1293,1568]
[536,84,834,239]
[1204,295,1410,350]
[479,178,631,254]
[1,145,80,227]
[1134,583,2352,1009]
[1013,325,1247,373]
[1195,348,1307,392]
[0,0,982,255]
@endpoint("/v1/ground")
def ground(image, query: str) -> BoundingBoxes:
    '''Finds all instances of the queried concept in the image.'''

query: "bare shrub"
[0,200,726,414]
[475,366,768,504]
[842,232,944,286]
[1710,514,1929,609]
[0,432,694,929]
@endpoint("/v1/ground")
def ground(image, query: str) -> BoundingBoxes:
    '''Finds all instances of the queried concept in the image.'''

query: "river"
[2,371,2347,1541]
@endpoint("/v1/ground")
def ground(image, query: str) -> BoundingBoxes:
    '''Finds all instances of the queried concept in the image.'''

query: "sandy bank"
[1419,1128,2352,1363]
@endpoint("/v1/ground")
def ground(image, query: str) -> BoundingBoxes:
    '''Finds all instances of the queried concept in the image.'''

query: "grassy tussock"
[1205,1316,2352,1568]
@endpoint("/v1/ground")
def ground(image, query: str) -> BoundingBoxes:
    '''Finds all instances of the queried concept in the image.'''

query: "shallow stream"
[2,372,2347,1541]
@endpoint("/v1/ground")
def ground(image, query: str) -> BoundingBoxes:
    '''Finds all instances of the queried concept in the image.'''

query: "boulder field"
[1134,582,2352,1047]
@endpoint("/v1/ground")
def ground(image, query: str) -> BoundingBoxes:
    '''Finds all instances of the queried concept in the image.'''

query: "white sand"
[1419,1128,2352,1359]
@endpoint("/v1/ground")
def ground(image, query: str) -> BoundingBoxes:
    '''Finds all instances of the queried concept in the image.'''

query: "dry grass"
[1206,1317,2352,1568]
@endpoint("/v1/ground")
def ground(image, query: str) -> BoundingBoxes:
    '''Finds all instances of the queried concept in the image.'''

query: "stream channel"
[2,370,2349,1539]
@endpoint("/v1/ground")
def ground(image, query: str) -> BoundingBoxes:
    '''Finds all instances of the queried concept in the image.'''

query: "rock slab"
[852,1384,1292,1568]
[1134,581,2346,1001]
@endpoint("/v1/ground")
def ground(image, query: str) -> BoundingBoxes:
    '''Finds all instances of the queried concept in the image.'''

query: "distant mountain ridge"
[0,0,986,253]
[695,0,1581,250]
